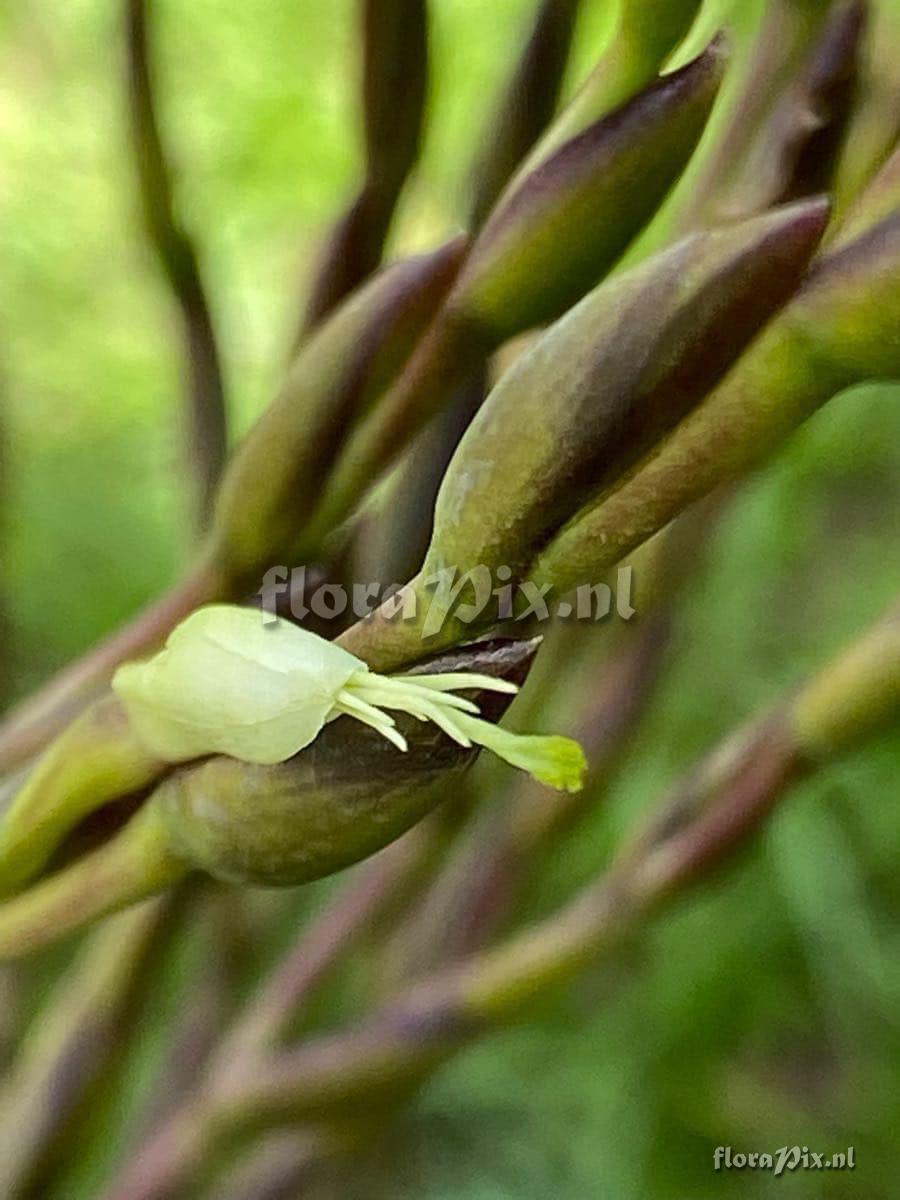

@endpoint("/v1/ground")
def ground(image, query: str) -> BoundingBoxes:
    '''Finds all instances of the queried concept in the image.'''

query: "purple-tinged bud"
[532,209,900,596]
[449,39,727,342]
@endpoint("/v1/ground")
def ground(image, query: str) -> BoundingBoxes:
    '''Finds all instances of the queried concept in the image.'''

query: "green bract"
[113,606,586,791]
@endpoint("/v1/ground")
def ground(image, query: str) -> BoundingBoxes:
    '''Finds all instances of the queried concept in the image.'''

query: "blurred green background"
[1,2,899,1197]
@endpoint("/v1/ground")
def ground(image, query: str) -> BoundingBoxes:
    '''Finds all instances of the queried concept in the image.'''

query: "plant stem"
[126,0,228,529]
[299,0,429,335]
[0,805,187,960]
[468,0,582,226]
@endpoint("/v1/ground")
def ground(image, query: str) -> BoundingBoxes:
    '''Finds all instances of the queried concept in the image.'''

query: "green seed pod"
[531,209,900,595]
[210,238,466,589]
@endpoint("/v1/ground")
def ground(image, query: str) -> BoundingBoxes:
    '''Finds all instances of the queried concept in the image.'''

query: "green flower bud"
[832,0,900,220]
[299,39,726,554]
[516,0,705,180]
[834,141,900,245]
[339,198,828,670]
[0,803,183,962]
[448,39,726,342]
[532,209,900,595]
[430,199,828,583]
[0,697,166,897]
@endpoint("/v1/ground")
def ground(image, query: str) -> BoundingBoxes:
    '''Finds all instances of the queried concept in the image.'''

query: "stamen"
[343,672,491,749]
[398,696,473,747]
[333,689,400,729]
[353,678,479,715]
[336,668,584,791]
[333,690,408,752]
[395,672,519,695]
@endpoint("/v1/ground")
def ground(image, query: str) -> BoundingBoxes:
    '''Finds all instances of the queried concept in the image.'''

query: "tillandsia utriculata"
[0,0,898,1197]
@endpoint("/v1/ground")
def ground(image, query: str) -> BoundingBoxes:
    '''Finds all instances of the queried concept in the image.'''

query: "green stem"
[0,805,187,961]
[126,0,228,529]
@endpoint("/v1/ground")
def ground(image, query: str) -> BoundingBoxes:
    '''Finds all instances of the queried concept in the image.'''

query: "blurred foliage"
[0,1,898,1197]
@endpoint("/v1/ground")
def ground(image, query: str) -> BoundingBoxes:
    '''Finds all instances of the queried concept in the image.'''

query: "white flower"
[113,605,586,791]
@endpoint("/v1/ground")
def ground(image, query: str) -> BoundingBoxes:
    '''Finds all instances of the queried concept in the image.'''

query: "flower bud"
[339,199,827,671]
[0,696,166,897]
[832,0,900,219]
[834,141,900,245]
[430,199,828,584]
[517,0,705,178]
[448,39,726,342]
[532,209,900,595]
[299,41,725,552]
